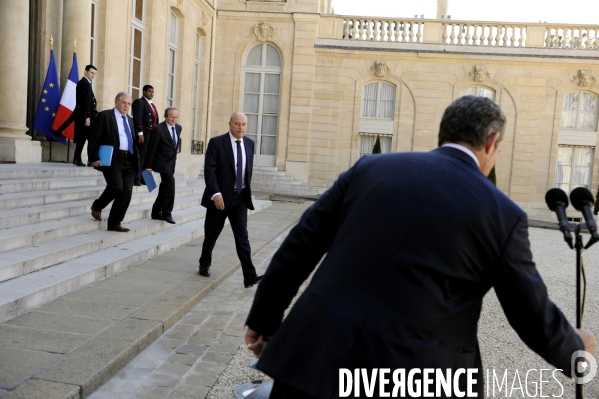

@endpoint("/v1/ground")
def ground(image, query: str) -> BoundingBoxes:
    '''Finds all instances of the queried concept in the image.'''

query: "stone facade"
[3,0,599,219]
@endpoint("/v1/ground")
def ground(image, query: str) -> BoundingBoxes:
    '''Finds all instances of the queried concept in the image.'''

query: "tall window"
[167,12,178,107]
[192,33,201,140]
[556,92,598,193]
[90,0,98,90]
[359,135,392,157]
[243,43,282,166]
[362,82,395,119]
[460,86,495,101]
[129,0,144,99]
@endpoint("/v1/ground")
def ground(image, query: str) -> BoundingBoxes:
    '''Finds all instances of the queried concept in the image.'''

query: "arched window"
[555,91,598,193]
[242,43,282,166]
[460,86,495,101]
[359,82,395,156]
[166,12,177,107]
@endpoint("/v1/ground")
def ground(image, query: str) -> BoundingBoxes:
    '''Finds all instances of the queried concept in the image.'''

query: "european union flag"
[32,50,66,144]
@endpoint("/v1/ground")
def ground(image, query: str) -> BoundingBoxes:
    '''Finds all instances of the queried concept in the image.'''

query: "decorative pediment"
[572,70,596,87]
[468,65,491,82]
[251,22,276,42]
[369,61,391,78]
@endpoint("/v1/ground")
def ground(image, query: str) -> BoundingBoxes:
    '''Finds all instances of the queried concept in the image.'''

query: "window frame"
[561,91,599,132]
[166,12,178,107]
[361,82,396,120]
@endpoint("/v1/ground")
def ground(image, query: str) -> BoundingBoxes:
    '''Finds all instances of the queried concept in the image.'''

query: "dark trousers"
[199,190,257,278]
[135,131,150,183]
[152,172,175,217]
[73,139,86,163]
[92,151,136,226]
[269,381,318,399]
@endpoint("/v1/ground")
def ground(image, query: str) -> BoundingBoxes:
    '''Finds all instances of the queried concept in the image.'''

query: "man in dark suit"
[73,65,98,166]
[88,92,140,232]
[244,96,595,398]
[143,107,181,224]
[199,112,262,288]
[132,85,159,186]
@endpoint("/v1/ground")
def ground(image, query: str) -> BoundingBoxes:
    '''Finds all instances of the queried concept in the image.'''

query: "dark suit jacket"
[143,122,181,174]
[200,133,254,211]
[132,97,159,136]
[88,109,139,172]
[246,147,583,398]
[74,77,97,143]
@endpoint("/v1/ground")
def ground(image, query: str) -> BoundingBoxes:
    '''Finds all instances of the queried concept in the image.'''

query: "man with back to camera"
[132,85,159,186]
[198,112,262,289]
[73,65,98,166]
[143,107,181,224]
[244,96,596,398]
[88,92,140,232]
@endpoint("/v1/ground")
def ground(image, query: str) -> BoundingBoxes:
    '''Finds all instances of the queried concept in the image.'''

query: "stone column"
[0,0,42,163]
[61,0,92,88]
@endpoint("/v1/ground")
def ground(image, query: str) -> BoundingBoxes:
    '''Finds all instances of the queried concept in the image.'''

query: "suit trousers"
[73,125,92,162]
[135,131,150,183]
[199,190,257,278]
[152,172,175,216]
[93,151,136,226]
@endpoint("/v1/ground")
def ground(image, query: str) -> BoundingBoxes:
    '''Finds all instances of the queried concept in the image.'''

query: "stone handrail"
[327,16,599,50]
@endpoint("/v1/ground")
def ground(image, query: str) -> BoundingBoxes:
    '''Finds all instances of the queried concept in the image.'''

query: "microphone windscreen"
[570,187,594,211]
[545,188,569,211]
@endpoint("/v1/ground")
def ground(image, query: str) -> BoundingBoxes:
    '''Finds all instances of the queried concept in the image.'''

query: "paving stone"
[5,311,113,336]
[201,352,233,364]
[216,335,244,346]
[167,353,198,366]
[0,389,5,398]
[39,298,137,320]
[164,324,197,340]
[116,367,154,381]
[91,276,172,295]
[183,372,219,387]
[200,317,231,330]
[156,361,192,377]
[0,347,59,390]
[192,362,227,376]
[115,268,190,285]
[207,343,240,355]
[97,376,142,393]
[65,287,157,307]
[176,344,207,357]
[222,327,246,337]
[134,386,171,398]
[130,357,164,369]
[0,324,89,354]
[2,379,79,399]
[144,372,180,388]
[173,383,210,398]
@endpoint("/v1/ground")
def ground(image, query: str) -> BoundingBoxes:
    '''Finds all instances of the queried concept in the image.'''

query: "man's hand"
[576,328,596,356]
[138,135,144,144]
[85,118,91,127]
[146,169,152,174]
[213,194,225,210]
[91,160,102,167]
[245,328,272,358]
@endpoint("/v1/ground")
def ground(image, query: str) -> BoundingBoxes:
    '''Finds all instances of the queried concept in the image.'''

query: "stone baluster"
[384,21,390,41]
[499,26,507,47]
[409,22,417,42]
[554,28,561,48]
[361,20,368,41]
[465,24,473,45]
[449,24,456,44]
[482,25,489,46]
[472,25,480,46]
[583,28,590,49]
[492,26,499,46]
[441,24,448,44]
[394,22,401,42]
[518,26,525,47]
[367,20,373,41]
[416,22,422,43]
[592,29,599,49]
[544,27,552,48]
[343,19,349,39]
[508,26,516,46]
[403,22,409,42]
[457,24,464,45]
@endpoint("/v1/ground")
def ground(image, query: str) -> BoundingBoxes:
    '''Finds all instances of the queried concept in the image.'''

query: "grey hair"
[114,92,132,102]
[164,107,179,118]
[230,112,247,122]
[438,95,506,149]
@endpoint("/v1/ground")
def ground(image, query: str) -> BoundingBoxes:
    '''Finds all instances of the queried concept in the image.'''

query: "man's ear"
[484,132,500,155]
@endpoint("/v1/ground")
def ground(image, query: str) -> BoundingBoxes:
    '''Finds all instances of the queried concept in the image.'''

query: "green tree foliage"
[488,166,497,186]
[372,135,381,154]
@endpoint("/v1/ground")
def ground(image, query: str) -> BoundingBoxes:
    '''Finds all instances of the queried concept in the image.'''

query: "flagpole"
[65,39,77,164]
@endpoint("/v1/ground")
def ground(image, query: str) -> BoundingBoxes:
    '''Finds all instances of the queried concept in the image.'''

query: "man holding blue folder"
[88,92,140,232]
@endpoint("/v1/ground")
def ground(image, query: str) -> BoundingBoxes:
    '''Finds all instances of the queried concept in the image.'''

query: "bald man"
[199,113,262,288]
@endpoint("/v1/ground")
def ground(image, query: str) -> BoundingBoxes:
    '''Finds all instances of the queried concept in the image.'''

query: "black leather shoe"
[244,275,263,288]
[73,160,85,167]
[162,215,176,224]
[107,225,130,232]
[199,267,211,277]
[91,206,102,221]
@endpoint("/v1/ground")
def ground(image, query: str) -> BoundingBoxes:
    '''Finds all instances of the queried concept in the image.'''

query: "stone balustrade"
[330,16,599,50]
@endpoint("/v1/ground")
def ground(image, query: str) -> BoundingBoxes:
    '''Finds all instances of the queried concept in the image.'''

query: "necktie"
[122,115,134,155]
[150,104,157,125]
[236,140,243,193]
[171,126,177,147]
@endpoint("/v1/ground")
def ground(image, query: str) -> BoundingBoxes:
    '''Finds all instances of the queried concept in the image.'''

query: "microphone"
[570,187,599,248]
[545,188,573,248]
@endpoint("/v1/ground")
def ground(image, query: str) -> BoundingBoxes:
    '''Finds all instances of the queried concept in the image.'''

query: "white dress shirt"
[113,108,131,151]
[166,122,178,147]
[441,143,480,168]
[210,132,247,201]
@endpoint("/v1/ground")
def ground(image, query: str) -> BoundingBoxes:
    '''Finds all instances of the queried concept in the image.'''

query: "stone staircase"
[0,164,271,323]
[200,165,320,196]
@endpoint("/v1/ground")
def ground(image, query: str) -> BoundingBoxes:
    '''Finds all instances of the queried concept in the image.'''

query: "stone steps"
[0,163,272,323]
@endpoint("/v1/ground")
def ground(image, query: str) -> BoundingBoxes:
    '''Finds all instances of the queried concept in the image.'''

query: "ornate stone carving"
[178,0,184,6]
[251,22,276,42]
[369,61,391,78]
[468,65,491,82]
[200,10,209,30]
[572,70,596,87]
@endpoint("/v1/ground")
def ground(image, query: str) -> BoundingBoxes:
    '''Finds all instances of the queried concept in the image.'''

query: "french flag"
[52,52,79,141]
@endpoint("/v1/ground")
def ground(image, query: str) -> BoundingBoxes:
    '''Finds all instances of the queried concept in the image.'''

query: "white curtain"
[460,86,495,101]
[169,13,177,43]
[362,83,378,117]
[265,44,281,67]
[556,146,594,192]
[580,93,598,131]
[246,45,262,66]
[379,83,395,119]
[359,135,392,157]
[243,73,260,114]
[561,92,579,129]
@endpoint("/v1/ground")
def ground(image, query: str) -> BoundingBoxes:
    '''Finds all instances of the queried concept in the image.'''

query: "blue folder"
[142,170,157,192]
[98,145,113,166]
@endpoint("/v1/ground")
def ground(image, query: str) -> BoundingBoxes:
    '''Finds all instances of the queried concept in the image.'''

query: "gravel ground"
[208,227,599,398]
